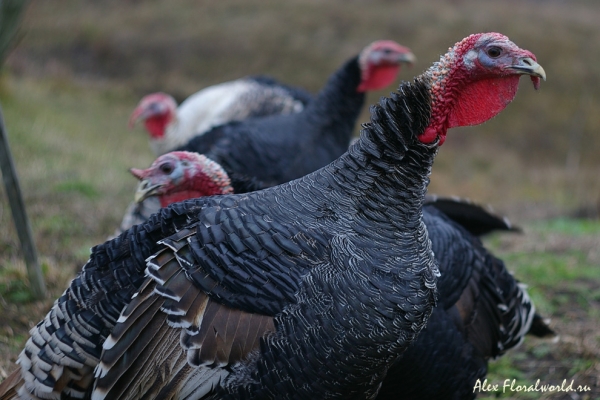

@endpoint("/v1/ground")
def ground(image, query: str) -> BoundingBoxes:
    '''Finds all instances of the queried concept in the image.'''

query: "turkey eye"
[486,46,502,58]
[159,163,174,174]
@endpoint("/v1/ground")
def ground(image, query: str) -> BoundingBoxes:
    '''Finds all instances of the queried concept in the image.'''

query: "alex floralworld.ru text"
[473,378,591,394]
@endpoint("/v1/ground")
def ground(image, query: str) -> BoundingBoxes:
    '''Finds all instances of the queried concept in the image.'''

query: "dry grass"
[0,0,599,397]
[9,0,600,210]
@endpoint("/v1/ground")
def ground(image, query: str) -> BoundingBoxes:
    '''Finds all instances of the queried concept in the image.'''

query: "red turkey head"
[130,151,234,207]
[419,32,546,145]
[128,92,178,139]
[357,40,416,92]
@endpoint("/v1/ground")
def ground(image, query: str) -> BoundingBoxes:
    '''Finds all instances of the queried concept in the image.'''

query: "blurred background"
[0,0,598,398]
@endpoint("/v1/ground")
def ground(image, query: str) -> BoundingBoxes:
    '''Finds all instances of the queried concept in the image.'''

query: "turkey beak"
[128,107,146,129]
[134,179,163,203]
[398,52,416,66]
[508,57,546,90]
[129,103,162,128]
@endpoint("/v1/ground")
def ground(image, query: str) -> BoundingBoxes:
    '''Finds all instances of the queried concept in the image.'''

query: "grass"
[11,0,600,168]
[0,76,154,261]
[0,0,599,397]
[0,75,154,378]
[480,218,600,399]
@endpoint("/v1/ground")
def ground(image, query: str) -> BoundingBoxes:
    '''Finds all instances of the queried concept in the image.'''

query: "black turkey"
[176,40,415,185]
[119,154,554,400]
[0,32,545,400]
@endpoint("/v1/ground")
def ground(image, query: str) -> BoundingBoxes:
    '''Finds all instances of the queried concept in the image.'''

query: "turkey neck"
[329,75,436,231]
[304,56,365,146]
[246,77,440,399]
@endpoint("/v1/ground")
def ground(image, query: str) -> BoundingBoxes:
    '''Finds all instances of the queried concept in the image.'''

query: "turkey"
[0,32,545,399]
[113,152,267,235]
[116,153,518,237]
[175,40,415,185]
[120,40,414,233]
[129,76,314,156]
[117,153,552,400]
[375,206,555,400]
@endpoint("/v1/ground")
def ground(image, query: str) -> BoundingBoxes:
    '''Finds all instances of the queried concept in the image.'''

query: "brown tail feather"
[0,368,22,400]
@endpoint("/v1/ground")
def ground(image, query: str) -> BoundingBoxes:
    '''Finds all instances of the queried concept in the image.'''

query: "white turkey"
[129,76,313,156]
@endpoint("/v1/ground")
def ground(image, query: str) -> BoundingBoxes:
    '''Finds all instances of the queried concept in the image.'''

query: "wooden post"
[0,105,46,299]
[0,0,43,299]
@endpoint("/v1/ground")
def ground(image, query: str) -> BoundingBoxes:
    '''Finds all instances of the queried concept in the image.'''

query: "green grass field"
[0,1,599,398]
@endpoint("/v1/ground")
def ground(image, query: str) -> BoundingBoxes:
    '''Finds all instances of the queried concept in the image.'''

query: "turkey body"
[13,68,439,400]
[376,206,551,400]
